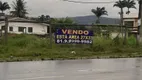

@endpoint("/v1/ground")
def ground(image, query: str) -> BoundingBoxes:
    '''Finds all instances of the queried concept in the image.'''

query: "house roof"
[0,17,50,26]
[9,17,34,22]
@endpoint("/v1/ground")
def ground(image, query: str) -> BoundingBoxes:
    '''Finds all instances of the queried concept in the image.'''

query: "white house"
[0,17,49,35]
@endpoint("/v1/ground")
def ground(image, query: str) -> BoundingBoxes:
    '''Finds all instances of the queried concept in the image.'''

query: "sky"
[2,0,140,18]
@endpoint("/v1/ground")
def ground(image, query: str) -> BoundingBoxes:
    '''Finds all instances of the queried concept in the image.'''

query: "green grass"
[0,34,142,62]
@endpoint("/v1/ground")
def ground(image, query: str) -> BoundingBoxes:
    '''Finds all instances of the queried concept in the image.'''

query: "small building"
[123,15,138,28]
[123,14,139,34]
[0,17,49,35]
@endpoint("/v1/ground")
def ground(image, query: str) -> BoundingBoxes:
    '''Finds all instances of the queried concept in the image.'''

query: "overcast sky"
[2,0,139,18]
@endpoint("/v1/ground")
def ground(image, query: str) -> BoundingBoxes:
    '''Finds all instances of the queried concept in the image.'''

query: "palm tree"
[124,0,136,44]
[114,0,136,44]
[126,0,136,14]
[11,0,27,18]
[114,0,126,25]
[0,1,10,13]
[91,7,108,24]
[114,0,126,38]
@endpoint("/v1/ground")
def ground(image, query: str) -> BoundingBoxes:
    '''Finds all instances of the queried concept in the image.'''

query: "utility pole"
[47,16,52,49]
[4,16,8,45]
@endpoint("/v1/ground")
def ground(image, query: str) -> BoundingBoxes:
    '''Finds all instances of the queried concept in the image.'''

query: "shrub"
[0,46,8,54]
[92,44,105,52]
[112,34,123,46]
[127,35,136,46]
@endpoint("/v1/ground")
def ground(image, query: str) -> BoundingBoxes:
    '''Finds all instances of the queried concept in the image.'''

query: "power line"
[62,0,116,4]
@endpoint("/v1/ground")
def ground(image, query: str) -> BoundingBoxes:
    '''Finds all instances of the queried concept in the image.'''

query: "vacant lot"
[0,34,142,62]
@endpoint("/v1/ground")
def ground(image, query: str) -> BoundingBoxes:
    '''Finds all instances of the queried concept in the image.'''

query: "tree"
[39,15,45,22]
[0,1,10,13]
[114,0,136,44]
[45,15,50,21]
[37,15,50,22]
[114,0,126,25]
[125,0,136,44]
[11,0,27,18]
[91,7,108,24]
[126,0,136,14]
[114,0,126,38]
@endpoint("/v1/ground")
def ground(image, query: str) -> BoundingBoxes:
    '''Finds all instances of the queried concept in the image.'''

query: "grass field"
[0,34,142,62]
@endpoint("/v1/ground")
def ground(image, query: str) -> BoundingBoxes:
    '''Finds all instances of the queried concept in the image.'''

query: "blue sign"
[55,29,93,44]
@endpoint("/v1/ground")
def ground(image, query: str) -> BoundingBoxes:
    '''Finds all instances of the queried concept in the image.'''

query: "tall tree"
[125,0,136,44]
[114,0,126,38]
[126,0,136,14]
[11,0,27,18]
[114,0,136,44]
[91,7,108,24]
[0,1,10,13]
[114,0,126,25]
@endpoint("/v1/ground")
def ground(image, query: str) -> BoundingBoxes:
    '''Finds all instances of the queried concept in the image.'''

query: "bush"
[92,44,105,52]
[0,46,8,54]
[127,35,136,46]
[92,36,113,51]
[112,34,123,46]
[9,34,41,48]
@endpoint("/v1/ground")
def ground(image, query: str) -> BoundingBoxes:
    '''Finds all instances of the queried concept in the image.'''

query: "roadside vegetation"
[0,34,142,62]
[0,0,141,62]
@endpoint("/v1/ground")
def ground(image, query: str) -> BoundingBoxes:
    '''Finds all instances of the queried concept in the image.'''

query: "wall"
[0,22,48,35]
[123,18,138,27]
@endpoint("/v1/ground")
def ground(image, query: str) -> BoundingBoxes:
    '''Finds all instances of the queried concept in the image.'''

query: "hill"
[70,15,120,25]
